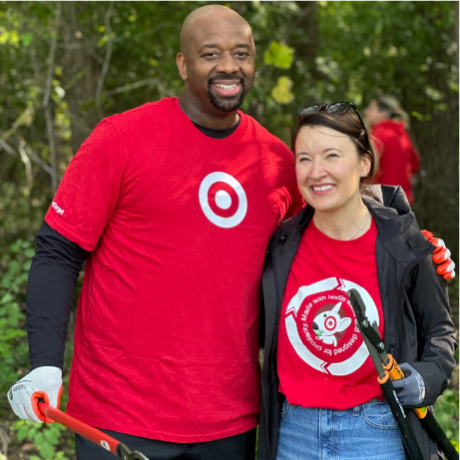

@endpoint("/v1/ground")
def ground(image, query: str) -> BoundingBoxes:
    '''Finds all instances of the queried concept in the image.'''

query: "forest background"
[0,1,458,459]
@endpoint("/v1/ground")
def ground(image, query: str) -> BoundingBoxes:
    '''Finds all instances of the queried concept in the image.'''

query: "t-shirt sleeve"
[45,119,126,251]
[278,157,305,221]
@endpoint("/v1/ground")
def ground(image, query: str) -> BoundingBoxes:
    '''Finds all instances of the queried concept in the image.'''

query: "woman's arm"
[406,254,457,406]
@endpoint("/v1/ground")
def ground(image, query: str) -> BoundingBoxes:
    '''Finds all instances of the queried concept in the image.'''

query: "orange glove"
[421,230,455,280]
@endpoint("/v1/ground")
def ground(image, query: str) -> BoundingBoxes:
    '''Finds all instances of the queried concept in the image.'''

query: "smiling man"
[7,5,455,460]
[7,5,302,460]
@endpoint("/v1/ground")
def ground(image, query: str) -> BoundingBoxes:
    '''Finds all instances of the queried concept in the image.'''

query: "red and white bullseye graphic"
[284,277,380,376]
[324,316,337,331]
[199,172,247,228]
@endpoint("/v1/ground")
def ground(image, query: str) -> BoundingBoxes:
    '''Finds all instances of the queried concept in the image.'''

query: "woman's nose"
[309,160,326,179]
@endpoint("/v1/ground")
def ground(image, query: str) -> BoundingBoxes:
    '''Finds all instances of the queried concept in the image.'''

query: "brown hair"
[292,112,379,185]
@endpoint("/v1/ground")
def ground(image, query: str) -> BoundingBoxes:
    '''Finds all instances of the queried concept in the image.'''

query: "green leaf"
[39,441,55,460]
[0,293,14,305]
[44,428,60,445]
[20,33,33,47]
[17,424,29,440]
[271,76,294,104]
[264,41,294,69]
[24,248,35,258]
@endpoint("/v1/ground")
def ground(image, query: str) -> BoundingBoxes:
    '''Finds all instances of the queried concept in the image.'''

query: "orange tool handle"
[38,402,120,454]
[383,355,428,419]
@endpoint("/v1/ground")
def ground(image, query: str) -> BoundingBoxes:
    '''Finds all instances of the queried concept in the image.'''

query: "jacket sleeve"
[406,254,457,406]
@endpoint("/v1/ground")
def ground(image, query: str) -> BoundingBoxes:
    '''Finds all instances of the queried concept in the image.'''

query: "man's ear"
[176,52,188,82]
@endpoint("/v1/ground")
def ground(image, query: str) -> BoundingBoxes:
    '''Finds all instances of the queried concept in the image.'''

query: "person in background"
[364,95,420,204]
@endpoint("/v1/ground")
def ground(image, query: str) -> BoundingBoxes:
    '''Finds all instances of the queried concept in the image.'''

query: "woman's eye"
[327,153,338,159]
[298,157,311,163]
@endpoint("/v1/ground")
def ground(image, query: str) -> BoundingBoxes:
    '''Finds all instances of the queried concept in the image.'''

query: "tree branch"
[95,1,115,120]
[454,0,460,118]
[43,2,62,195]
[18,139,33,190]
[103,78,174,97]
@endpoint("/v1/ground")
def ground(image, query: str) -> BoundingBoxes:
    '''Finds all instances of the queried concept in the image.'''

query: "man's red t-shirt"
[277,220,384,409]
[45,98,302,442]
[371,120,420,204]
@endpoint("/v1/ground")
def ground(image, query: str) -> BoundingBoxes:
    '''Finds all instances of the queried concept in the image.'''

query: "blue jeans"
[276,400,406,460]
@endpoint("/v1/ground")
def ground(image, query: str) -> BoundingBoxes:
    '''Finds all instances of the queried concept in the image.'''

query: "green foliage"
[433,389,459,445]
[12,419,70,460]
[264,41,295,69]
[0,239,33,397]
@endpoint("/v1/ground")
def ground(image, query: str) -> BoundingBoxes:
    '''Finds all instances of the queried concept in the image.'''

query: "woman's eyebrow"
[323,147,343,153]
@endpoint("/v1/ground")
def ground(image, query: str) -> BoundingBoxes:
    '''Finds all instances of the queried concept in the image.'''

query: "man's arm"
[27,221,89,370]
[7,222,89,423]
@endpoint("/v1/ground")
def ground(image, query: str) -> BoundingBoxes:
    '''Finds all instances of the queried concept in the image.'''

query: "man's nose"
[215,52,240,74]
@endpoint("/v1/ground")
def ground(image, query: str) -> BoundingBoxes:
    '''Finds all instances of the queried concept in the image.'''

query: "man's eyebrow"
[200,43,219,51]
[199,43,252,51]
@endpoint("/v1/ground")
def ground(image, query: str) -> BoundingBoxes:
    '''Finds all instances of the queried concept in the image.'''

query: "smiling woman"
[293,109,377,240]
[257,105,456,460]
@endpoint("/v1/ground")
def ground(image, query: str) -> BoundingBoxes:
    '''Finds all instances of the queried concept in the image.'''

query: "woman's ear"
[361,153,372,178]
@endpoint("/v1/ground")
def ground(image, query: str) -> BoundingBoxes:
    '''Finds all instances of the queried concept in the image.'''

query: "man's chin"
[208,89,245,113]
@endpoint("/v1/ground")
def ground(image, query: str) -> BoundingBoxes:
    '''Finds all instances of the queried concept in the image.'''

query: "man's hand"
[422,230,455,280]
[7,366,63,423]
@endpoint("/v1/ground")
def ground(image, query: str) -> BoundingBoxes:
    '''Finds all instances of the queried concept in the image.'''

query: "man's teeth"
[215,83,238,90]
[313,185,334,192]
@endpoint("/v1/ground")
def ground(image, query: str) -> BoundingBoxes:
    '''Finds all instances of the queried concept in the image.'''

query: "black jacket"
[259,186,456,460]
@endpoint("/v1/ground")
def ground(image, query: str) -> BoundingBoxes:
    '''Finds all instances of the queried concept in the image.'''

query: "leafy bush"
[1,239,75,459]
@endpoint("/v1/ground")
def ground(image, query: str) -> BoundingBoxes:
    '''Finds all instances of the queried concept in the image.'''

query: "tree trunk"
[60,2,101,154]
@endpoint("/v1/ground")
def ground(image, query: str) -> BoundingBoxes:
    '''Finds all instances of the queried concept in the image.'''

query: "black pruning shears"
[347,289,458,460]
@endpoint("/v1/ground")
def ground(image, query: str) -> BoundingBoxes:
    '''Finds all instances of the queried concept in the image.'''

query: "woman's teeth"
[313,185,334,192]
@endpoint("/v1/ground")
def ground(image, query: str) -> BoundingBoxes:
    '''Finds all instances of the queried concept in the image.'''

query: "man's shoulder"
[242,113,292,153]
[105,97,177,127]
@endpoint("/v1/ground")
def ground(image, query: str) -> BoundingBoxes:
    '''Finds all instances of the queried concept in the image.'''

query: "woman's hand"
[392,363,425,408]
[421,230,455,280]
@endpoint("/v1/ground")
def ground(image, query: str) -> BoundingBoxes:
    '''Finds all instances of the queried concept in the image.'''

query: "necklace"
[348,208,369,240]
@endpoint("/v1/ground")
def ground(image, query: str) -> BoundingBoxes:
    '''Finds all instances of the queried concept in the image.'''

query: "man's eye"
[236,52,248,57]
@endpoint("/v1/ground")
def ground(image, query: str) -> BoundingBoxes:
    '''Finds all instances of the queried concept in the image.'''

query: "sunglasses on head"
[298,102,370,150]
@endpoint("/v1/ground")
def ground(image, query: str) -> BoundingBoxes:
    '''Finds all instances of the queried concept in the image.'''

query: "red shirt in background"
[371,120,420,204]
[45,97,302,442]
[277,220,384,410]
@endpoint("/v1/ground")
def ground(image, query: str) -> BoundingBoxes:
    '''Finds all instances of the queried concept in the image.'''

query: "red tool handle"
[38,402,120,455]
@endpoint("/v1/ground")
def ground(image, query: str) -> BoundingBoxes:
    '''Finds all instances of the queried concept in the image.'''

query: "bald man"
[7,5,302,460]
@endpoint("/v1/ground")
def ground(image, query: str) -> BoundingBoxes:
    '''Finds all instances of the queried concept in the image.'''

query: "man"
[8,6,302,460]
[7,5,454,460]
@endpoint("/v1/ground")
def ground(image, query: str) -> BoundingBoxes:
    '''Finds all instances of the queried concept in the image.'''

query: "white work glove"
[7,366,63,423]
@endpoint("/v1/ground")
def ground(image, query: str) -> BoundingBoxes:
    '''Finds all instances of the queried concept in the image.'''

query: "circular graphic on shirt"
[284,277,379,376]
[199,172,247,228]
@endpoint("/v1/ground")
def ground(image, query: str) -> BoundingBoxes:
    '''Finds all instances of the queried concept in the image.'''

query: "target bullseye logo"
[199,172,247,228]
[325,316,337,331]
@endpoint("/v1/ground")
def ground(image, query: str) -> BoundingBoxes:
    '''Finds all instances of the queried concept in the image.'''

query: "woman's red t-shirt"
[277,219,385,410]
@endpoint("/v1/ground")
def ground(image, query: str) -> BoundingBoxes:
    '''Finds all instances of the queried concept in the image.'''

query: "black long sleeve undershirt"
[27,222,89,370]
[26,123,238,370]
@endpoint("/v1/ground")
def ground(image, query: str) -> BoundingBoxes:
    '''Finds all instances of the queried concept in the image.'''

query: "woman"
[258,103,456,460]
[364,95,420,204]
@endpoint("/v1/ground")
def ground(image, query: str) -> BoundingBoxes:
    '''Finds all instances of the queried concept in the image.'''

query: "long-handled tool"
[347,289,459,460]
[38,401,149,460]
